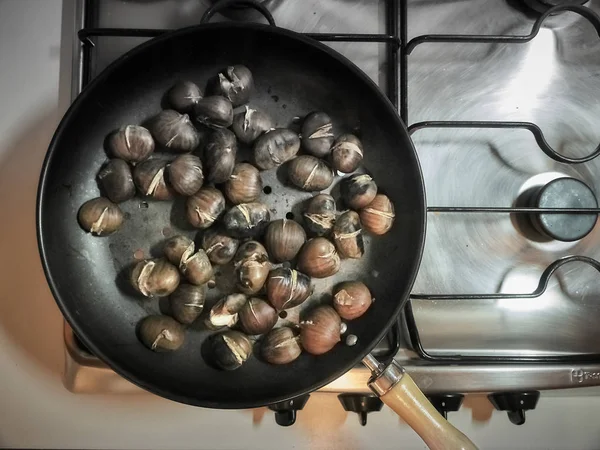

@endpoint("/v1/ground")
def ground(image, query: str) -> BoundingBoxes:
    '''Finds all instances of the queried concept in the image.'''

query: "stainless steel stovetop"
[62,0,600,413]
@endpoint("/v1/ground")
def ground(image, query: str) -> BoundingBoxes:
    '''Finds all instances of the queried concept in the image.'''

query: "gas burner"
[522,0,588,14]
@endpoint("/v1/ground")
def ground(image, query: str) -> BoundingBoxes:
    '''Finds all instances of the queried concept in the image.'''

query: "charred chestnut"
[232,106,273,144]
[266,268,312,311]
[210,330,252,371]
[209,293,247,328]
[201,228,239,265]
[332,210,364,259]
[163,235,195,268]
[107,125,154,163]
[194,95,233,129]
[297,238,341,279]
[133,159,174,200]
[186,187,226,229]
[331,134,363,173]
[303,194,337,237]
[130,258,180,297]
[333,281,372,320]
[78,197,124,236]
[264,219,306,263]
[97,159,135,203]
[301,111,334,158]
[167,154,204,196]
[209,65,254,107]
[148,110,201,153]
[234,240,270,295]
[238,297,278,335]
[166,80,202,113]
[288,155,334,192]
[254,128,300,170]
[204,128,237,184]
[340,174,377,209]
[138,315,185,352]
[261,327,302,365]
[223,202,270,238]
[224,163,262,205]
[169,283,206,324]
[300,305,342,355]
[180,249,213,285]
[359,194,395,235]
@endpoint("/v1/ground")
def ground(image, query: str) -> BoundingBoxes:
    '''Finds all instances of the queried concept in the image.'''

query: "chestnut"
[194,95,233,129]
[254,128,300,170]
[261,327,302,365]
[130,258,180,297]
[180,249,213,285]
[209,65,254,107]
[297,238,341,279]
[303,194,336,237]
[288,155,334,192]
[166,80,202,113]
[331,134,363,173]
[238,297,278,335]
[204,128,237,184]
[300,305,342,355]
[224,163,262,205]
[186,187,226,229]
[167,154,204,196]
[210,330,252,371]
[360,194,395,235]
[333,281,372,320]
[169,283,206,324]
[340,174,377,209]
[266,268,312,311]
[332,210,364,259]
[133,159,174,200]
[97,159,135,203]
[78,197,124,236]
[163,235,195,268]
[201,228,239,265]
[223,202,270,238]
[264,219,306,262]
[209,293,247,328]
[107,125,154,163]
[231,106,273,144]
[138,315,185,352]
[148,110,201,152]
[301,111,334,158]
[234,240,270,294]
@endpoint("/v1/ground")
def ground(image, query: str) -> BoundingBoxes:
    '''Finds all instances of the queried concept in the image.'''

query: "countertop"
[0,0,599,448]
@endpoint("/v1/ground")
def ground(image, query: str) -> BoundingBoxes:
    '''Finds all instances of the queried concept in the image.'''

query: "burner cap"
[531,177,598,242]
[521,0,588,14]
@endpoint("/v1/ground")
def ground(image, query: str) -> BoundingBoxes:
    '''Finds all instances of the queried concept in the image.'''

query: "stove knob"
[268,394,310,427]
[488,391,540,425]
[426,394,464,419]
[338,394,384,426]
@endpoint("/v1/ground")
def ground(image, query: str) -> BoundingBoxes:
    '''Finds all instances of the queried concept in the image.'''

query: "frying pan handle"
[201,0,276,26]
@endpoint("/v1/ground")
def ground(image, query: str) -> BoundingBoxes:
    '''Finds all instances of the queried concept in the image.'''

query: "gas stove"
[62,0,600,426]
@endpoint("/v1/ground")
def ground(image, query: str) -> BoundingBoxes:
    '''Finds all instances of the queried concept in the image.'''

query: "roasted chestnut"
[300,305,342,355]
[224,163,262,205]
[333,281,372,320]
[201,228,239,265]
[340,174,377,209]
[180,249,213,285]
[288,155,334,192]
[163,235,195,269]
[264,219,306,262]
[238,297,278,335]
[331,134,363,173]
[360,194,395,235]
[301,111,334,158]
[97,159,135,203]
[231,106,273,144]
[148,110,201,152]
[133,159,174,200]
[303,194,336,237]
[169,283,206,324]
[78,197,124,236]
[254,128,300,170]
[204,128,237,184]
[209,293,247,328]
[194,95,233,129]
[138,315,185,352]
[332,210,364,259]
[107,125,154,163]
[186,187,226,229]
[234,240,270,294]
[297,238,341,279]
[167,154,203,196]
[261,327,302,364]
[130,258,180,297]
[223,202,270,238]
[166,80,202,113]
[209,65,254,107]
[266,268,312,311]
[210,330,252,371]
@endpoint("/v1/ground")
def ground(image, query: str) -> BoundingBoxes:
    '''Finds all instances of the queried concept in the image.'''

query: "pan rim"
[36,22,427,409]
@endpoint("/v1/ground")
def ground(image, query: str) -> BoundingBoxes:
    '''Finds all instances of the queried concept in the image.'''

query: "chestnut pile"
[77,64,395,371]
